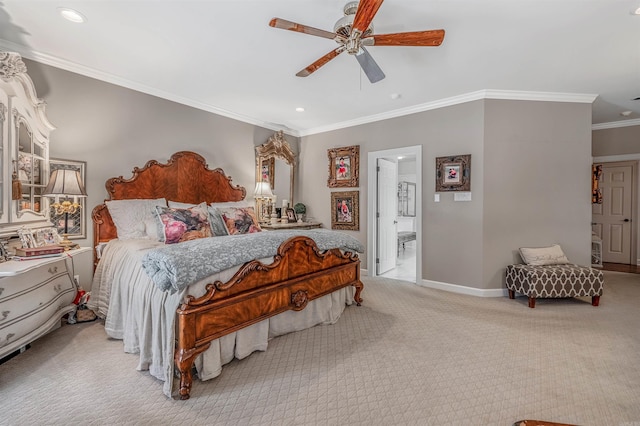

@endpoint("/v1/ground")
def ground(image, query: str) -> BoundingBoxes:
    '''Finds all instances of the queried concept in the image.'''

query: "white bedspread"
[89,238,355,398]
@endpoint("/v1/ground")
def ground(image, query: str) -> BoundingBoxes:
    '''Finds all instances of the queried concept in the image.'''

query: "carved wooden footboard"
[175,235,363,400]
[92,152,364,400]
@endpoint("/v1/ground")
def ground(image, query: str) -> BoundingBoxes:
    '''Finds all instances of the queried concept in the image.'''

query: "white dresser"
[0,247,91,359]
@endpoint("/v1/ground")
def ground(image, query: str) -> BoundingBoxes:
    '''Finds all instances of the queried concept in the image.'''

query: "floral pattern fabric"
[156,203,212,244]
[218,207,262,235]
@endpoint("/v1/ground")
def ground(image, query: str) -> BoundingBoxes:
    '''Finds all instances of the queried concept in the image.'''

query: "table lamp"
[253,181,274,223]
[43,169,87,249]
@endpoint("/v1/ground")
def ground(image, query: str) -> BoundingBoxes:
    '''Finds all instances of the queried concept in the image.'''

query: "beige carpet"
[1,271,639,425]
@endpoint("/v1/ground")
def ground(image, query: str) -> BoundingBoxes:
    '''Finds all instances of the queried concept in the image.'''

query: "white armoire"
[0,51,55,236]
[0,52,79,361]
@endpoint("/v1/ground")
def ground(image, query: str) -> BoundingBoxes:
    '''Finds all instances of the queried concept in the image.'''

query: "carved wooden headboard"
[92,151,246,257]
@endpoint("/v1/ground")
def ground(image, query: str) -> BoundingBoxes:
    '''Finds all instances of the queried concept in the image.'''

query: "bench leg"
[528,297,536,309]
[592,295,600,306]
[508,289,515,299]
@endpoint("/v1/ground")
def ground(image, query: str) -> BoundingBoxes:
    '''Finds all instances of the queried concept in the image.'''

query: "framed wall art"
[327,145,359,188]
[49,158,87,239]
[331,191,359,231]
[435,154,471,192]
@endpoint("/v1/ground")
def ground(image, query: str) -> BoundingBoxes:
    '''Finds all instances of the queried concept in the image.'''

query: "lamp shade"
[43,169,87,197]
[253,181,273,198]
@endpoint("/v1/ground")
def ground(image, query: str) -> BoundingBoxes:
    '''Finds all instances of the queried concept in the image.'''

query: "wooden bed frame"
[92,151,364,400]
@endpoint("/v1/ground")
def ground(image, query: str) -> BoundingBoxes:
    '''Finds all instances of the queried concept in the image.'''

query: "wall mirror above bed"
[255,131,295,213]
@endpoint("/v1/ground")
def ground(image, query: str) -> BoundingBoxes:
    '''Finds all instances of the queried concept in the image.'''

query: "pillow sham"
[167,201,229,236]
[519,244,570,266]
[218,206,262,235]
[206,206,230,237]
[105,198,167,240]
[209,201,252,209]
[155,203,212,244]
[168,201,195,209]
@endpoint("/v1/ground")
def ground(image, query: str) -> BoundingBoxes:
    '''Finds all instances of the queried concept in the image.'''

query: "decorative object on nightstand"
[293,202,306,223]
[42,169,87,250]
[253,181,274,224]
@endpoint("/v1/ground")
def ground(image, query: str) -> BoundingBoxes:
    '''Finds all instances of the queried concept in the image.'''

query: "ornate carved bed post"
[175,298,213,400]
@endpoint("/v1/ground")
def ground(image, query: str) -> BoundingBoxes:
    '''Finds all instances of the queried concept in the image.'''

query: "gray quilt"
[142,229,365,293]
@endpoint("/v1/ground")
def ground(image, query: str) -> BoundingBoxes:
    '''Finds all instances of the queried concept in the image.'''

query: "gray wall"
[24,58,593,291]
[593,125,640,156]
[25,59,284,248]
[300,99,592,289]
[483,100,593,289]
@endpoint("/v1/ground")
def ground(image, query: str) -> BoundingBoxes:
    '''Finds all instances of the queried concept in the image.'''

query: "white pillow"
[168,201,197,209]
[519,244,570,266]
[105,198,167,240]
[209,201,251,209]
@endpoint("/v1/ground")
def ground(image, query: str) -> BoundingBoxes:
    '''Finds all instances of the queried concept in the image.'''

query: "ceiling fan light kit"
[269,0,445,84]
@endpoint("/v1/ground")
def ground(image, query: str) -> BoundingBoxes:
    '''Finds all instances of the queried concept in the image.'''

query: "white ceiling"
[1,1,639,136]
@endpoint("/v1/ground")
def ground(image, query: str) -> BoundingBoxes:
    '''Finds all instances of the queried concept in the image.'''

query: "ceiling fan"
[269,0,445,84]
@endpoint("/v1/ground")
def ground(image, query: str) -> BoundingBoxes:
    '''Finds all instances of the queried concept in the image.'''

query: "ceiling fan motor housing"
[335,2,374,35]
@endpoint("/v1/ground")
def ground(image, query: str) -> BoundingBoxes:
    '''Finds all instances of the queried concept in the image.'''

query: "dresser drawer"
[0,259,69,301]
[0,259,74,350]
[0,273,75,349]
[0,272,75,325]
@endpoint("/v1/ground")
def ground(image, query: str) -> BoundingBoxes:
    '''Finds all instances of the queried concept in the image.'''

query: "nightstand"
[261,221,322,230]
[0,247,92,360]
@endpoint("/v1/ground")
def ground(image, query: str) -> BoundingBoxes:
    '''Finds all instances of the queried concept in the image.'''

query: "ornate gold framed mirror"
[255,131,295,222]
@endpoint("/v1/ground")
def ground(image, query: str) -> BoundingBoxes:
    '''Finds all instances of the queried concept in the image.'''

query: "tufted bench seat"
[505,263,604,308]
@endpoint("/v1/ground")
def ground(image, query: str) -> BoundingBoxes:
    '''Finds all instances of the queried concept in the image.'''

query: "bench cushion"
[506,264,604,299]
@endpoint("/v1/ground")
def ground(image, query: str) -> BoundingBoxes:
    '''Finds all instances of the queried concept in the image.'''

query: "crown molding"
[0,40,302,137]
[592,118,640,131]
[299,90,598,136]
[0,41,599,138]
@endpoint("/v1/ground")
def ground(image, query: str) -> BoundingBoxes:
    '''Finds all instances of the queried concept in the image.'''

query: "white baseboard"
[361,267,507,297]
[417,279,508,298]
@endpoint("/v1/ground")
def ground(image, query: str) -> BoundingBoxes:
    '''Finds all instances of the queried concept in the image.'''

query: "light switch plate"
[434,194,440,202]
[454,192,472,202]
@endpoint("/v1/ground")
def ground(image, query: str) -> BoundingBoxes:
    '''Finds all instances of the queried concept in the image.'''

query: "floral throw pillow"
[218,207,262,235]
[155,203,212,244]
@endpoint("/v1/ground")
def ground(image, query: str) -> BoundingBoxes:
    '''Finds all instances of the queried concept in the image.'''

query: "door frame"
[593,154,639,265]
[367,145,422,279]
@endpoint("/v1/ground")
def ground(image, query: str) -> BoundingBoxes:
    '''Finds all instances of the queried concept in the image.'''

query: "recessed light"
[397,156,404,160]
[390,93,401,100]
[621,110,632,117]
[295,107,305,112]
[58,8,86,23]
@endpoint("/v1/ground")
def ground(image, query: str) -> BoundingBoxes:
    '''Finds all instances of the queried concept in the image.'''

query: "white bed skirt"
[89,239,355,398]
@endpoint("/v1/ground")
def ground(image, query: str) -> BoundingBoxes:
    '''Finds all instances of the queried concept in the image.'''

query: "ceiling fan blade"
[352,0,384,34]
[366,29,445,47]
[269,18,338,40]
[354,47,385,83]
[296,46,346,77]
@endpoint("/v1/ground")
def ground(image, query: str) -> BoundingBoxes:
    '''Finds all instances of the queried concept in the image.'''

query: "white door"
[592,162,634,264]
[377,158,397,274]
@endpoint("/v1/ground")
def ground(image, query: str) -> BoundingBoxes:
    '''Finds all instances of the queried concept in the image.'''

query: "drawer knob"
[1,310,9,320]
[0,287,3,296]
[48,266,58,274]
[54,284,62,293]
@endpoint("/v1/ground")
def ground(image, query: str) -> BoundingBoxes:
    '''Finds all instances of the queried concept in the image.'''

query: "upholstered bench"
[505,263,604,308]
